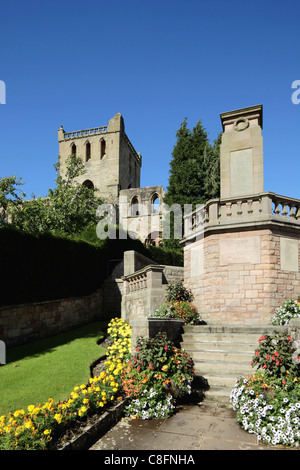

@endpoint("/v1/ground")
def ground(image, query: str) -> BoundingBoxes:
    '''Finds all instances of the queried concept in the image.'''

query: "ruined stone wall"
[58,113,142,204]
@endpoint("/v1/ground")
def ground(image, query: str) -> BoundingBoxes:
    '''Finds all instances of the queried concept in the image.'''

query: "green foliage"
[251,332,300,379]
[0,176,25,223]
[146,243,183,266]
[164,119,220,208]
[10,154,104,236]
[149,281,200,324]
[121,332,195,419]
[165,281,193,302]
[231,371,300,446]
[150,301,200,325]
[272,298,300,326]
[163,119,220,242]
[0,225,151,306]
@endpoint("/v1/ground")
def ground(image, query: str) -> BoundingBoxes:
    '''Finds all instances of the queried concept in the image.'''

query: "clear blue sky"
[0,0,299,200]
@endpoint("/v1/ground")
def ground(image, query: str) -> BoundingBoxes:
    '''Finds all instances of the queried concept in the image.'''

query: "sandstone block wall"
[0,289,105,348]
[184,228,300,325]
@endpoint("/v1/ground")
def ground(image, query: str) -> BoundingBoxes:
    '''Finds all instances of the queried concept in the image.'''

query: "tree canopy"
[7,154,104,236]
[164,118,220,208]
[162,118,220,248]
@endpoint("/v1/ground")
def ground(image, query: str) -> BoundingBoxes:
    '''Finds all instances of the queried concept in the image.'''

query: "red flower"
[282,380,286,385]
[255,351,259,356]
[275,351,279,357]
[149,364,153,370]
[258,335,266,343]
[164,346,168,351]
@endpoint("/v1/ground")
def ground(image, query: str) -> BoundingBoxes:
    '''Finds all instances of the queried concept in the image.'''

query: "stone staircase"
[181,324,286,405]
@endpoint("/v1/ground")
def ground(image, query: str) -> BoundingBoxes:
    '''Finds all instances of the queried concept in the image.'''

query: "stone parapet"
[183,191,300,244]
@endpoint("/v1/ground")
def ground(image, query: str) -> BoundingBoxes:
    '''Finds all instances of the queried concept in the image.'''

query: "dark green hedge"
[0,226,182,307]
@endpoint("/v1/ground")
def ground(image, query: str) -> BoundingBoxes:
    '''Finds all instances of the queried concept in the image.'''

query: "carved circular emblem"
[233,117,249,132]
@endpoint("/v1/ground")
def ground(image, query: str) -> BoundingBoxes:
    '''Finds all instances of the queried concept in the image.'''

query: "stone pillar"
[220,105,263,199]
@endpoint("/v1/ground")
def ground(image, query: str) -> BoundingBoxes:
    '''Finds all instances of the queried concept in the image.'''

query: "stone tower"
[58,113,142,204]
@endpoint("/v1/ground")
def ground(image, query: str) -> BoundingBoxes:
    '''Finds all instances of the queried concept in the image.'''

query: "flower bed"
[121,332,196,419]
[230,331,300,447]
[149,281,201,325]
[272,297,300,326]
[0,318,131,450]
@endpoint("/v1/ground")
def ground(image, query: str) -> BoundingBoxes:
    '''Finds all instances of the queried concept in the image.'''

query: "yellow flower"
[54,413,62,424]
[82,398,89,404]
[43,429,51,435]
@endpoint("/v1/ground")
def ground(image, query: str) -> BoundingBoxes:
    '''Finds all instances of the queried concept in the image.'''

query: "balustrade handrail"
[64,126,108,140]
[182,191,300,240]
[122,264,165,282]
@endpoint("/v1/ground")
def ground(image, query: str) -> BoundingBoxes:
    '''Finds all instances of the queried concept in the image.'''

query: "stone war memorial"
[181,104,300,325]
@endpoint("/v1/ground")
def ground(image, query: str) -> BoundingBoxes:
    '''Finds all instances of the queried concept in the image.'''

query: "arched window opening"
[82,179,94,189]
[151,194,160,213]
[85,142,91,162]
[131,196,139,216]
[146,231,162,247]
[100,139,106,159]
[71,143,76,156]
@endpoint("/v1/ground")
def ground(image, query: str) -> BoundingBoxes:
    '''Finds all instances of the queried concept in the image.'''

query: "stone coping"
[59,399,129,451]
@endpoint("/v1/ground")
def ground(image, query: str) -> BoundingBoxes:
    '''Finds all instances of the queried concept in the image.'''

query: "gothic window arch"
[100,138,106,159]
[82,179,94,189]
[131,196,139,216]
[71,142,76,156]
[151,193,160,213]
[85,141,91,162]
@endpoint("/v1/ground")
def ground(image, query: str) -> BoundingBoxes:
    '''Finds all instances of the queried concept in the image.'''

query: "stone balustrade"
[183,191,300,241]
[122,264,165,296]
[64,126,108,140]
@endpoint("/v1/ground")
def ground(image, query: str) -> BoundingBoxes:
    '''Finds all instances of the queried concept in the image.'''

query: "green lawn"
[0,321,108,416]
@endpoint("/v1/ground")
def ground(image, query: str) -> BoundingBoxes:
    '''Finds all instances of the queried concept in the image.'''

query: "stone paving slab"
[89,401,281,451]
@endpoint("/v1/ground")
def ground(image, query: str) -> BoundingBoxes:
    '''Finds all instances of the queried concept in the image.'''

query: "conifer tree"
[162,118,220,247]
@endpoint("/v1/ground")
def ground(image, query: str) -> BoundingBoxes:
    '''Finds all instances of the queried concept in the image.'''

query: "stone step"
[193,358,253,376]
[181,340,256,353]
[183,324,287,335]
[180,324,282,404]
[199,371,246,389]
[204,386,233,404]
[188,349,253,363]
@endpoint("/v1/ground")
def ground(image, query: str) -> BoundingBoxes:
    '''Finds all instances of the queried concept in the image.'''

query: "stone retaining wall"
[0,289,104,348]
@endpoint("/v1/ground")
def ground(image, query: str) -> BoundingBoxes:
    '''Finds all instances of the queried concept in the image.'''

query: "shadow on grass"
[4,321,109,365]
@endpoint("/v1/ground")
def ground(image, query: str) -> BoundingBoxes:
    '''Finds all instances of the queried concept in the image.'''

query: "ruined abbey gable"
[58,113,165,244]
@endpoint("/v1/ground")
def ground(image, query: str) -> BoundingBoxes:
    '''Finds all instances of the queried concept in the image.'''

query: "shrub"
[165,281,193,302]
[231,330,300,447]
[121,332,195,419]
[150,301,201,325]
[250,332,300,379]
[272,298,300,326]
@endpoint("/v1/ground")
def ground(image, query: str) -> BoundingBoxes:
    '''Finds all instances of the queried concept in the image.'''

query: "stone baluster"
[281,203,289,217]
